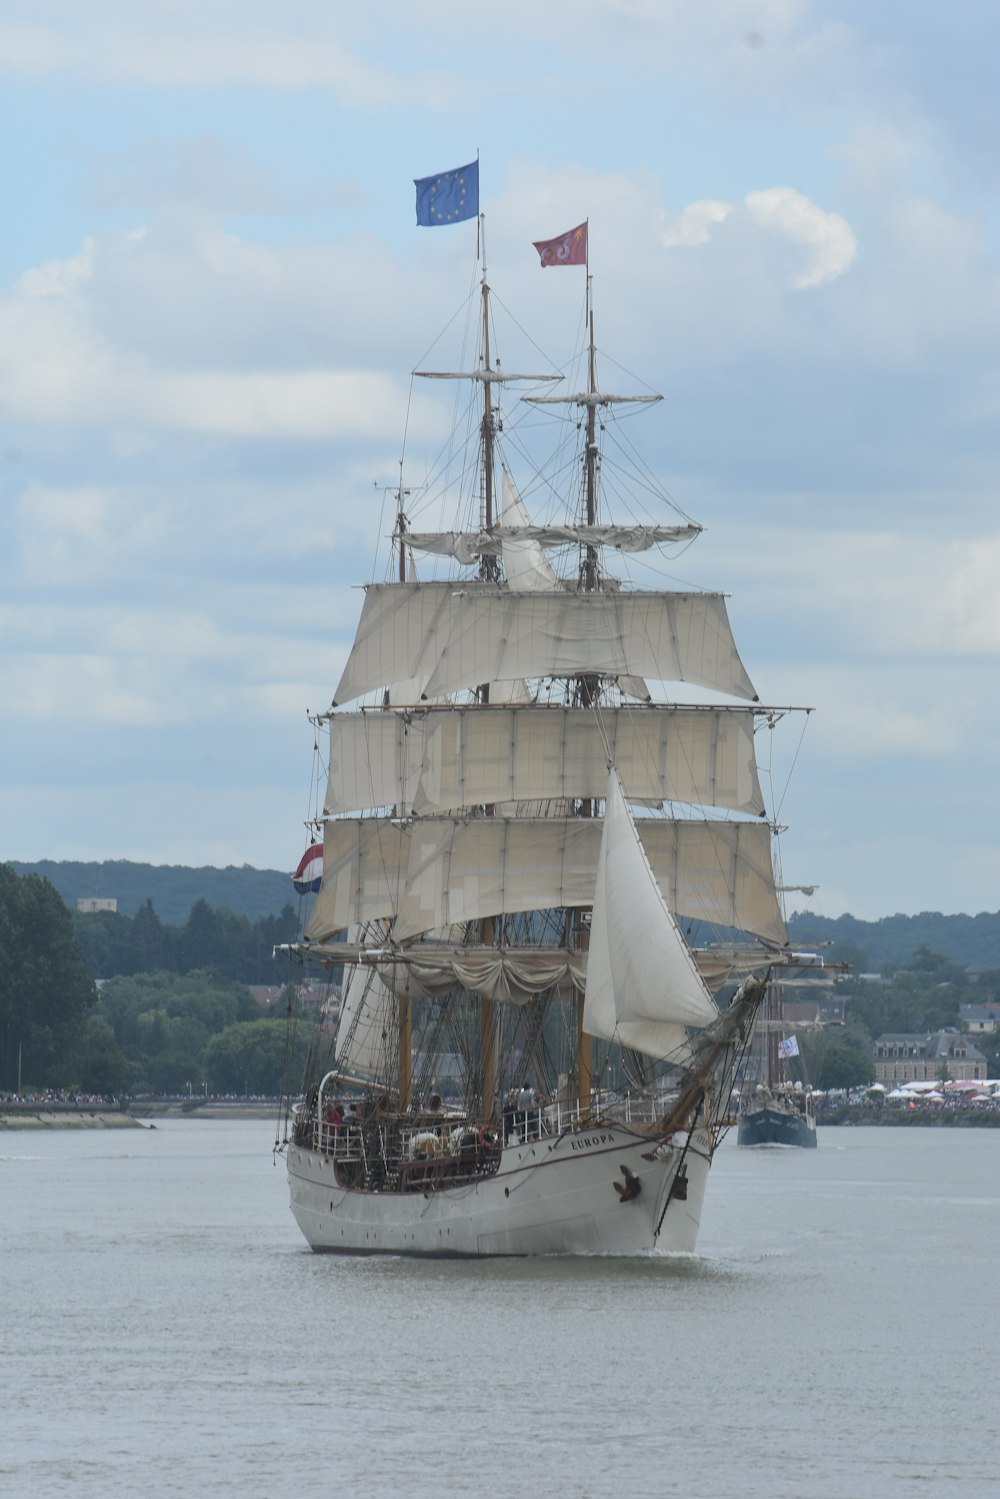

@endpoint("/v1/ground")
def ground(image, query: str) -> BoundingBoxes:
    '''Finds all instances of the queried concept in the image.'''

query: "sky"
[2,0,999,921]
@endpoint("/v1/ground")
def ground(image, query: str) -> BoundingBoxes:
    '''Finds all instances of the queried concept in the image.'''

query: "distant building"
[249,983,328,1016]
[76,897,117,914]
[872,1031,987,1086]
[778,968,845,1027]
[249,985,285,1009]
[959,1002,1000,1035]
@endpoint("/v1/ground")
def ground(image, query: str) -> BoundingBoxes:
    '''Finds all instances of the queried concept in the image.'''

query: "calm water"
[3,1120,999,1498]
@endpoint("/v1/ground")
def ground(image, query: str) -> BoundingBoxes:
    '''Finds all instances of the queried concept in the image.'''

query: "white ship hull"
[288,1123,712,1257]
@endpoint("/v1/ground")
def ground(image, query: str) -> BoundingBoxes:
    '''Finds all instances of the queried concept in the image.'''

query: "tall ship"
[278,212,810,1255]
[737,978,818,1148]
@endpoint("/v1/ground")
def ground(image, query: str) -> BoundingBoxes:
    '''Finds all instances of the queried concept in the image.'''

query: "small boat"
[737,979,818,1147]
[278,203,810,1253]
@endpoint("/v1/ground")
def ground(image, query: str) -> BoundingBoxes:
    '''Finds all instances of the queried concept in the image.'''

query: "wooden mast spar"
[395,478,413,1112]
[411,236,561,1121]
[478,260,497,1120]
[576,290,599,1111]
[524,271,663,1115]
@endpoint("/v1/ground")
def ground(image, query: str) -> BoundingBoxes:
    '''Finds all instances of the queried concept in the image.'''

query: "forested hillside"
[17,863,1000,965]
[10,859,1000,970]
[6,858,1000,1097]
[786,909,1000,969]
[8,859,294,924]
[1,866,310,1096]
[70,898,300,984]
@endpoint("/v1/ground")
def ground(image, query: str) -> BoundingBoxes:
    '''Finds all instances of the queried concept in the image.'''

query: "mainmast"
[478,272,497,1116]
[395,476,412,1108]
[583,306,599,592]
[576,295,602,1109]
[524,286,661,1113]
[480,275,498,559]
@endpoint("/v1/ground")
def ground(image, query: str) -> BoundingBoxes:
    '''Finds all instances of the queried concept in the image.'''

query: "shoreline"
[5,1102,1000,1130]
[1,1108,142,1130]
[1,1101,282,1128]
[818,1106,1000,1128]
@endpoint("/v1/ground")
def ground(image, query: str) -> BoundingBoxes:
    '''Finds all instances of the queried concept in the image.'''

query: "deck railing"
[307,1084,685,1163]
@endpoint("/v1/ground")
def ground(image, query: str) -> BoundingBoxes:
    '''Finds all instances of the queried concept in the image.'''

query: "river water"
[3,1120,998,1498]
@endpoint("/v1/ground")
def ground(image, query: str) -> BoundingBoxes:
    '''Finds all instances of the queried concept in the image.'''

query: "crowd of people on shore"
[815,1080,1000,1113]
[0,1089,124,1108]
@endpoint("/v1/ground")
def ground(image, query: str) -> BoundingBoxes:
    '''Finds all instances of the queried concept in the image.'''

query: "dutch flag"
[292,842,323,895]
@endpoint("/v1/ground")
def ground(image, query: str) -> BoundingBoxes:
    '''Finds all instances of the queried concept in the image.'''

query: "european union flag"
[414,160,479,227]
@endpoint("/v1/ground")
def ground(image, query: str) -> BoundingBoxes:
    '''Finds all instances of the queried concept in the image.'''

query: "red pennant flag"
[533,220,588,268]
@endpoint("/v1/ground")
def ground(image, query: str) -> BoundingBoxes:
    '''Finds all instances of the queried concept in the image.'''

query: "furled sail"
[304,939,771,1006]
[583,767,720,1061]
[523,390,663,409]
[324,704,764,815]
[399,523,701,563]
[332,582,757,706]
[377,947,585,1004]
[305,814,786,945]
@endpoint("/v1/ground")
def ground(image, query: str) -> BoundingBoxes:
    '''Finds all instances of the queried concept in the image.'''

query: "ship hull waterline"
[287,1123,712,1257]
[737,1105,817,1149]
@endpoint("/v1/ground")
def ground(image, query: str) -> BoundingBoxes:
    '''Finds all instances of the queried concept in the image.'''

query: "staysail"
[500,470,560,592]
[583,766,719,1060]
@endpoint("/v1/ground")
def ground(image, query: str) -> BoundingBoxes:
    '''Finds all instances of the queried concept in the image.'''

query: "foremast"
[404,257,559,1120]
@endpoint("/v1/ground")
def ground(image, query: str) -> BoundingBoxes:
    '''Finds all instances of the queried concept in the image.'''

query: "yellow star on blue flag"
[414,160,479,226]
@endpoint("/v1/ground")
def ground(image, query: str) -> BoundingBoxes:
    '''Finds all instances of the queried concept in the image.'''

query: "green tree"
[95,970,259,1092]
[844,954,965,1040]
[178,898,218,973]
[130,899,172,971]
[61,1015,132,1095]
[801,1024,875,1090]
[974,1027,1000,1074]
[912,945,953,975]
[204,1018,308,1095]
[826,942,870,974]
[0,865,97,1090]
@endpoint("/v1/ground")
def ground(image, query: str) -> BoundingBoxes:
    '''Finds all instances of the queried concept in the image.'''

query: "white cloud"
[731,525,1000,661]
[0,652,169,726]
[745,186,858,287]
[16,484,168,586]
[0,12,414,103]
[661,186,856,289]
[0,229,441,439]
[662,199,735,248]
